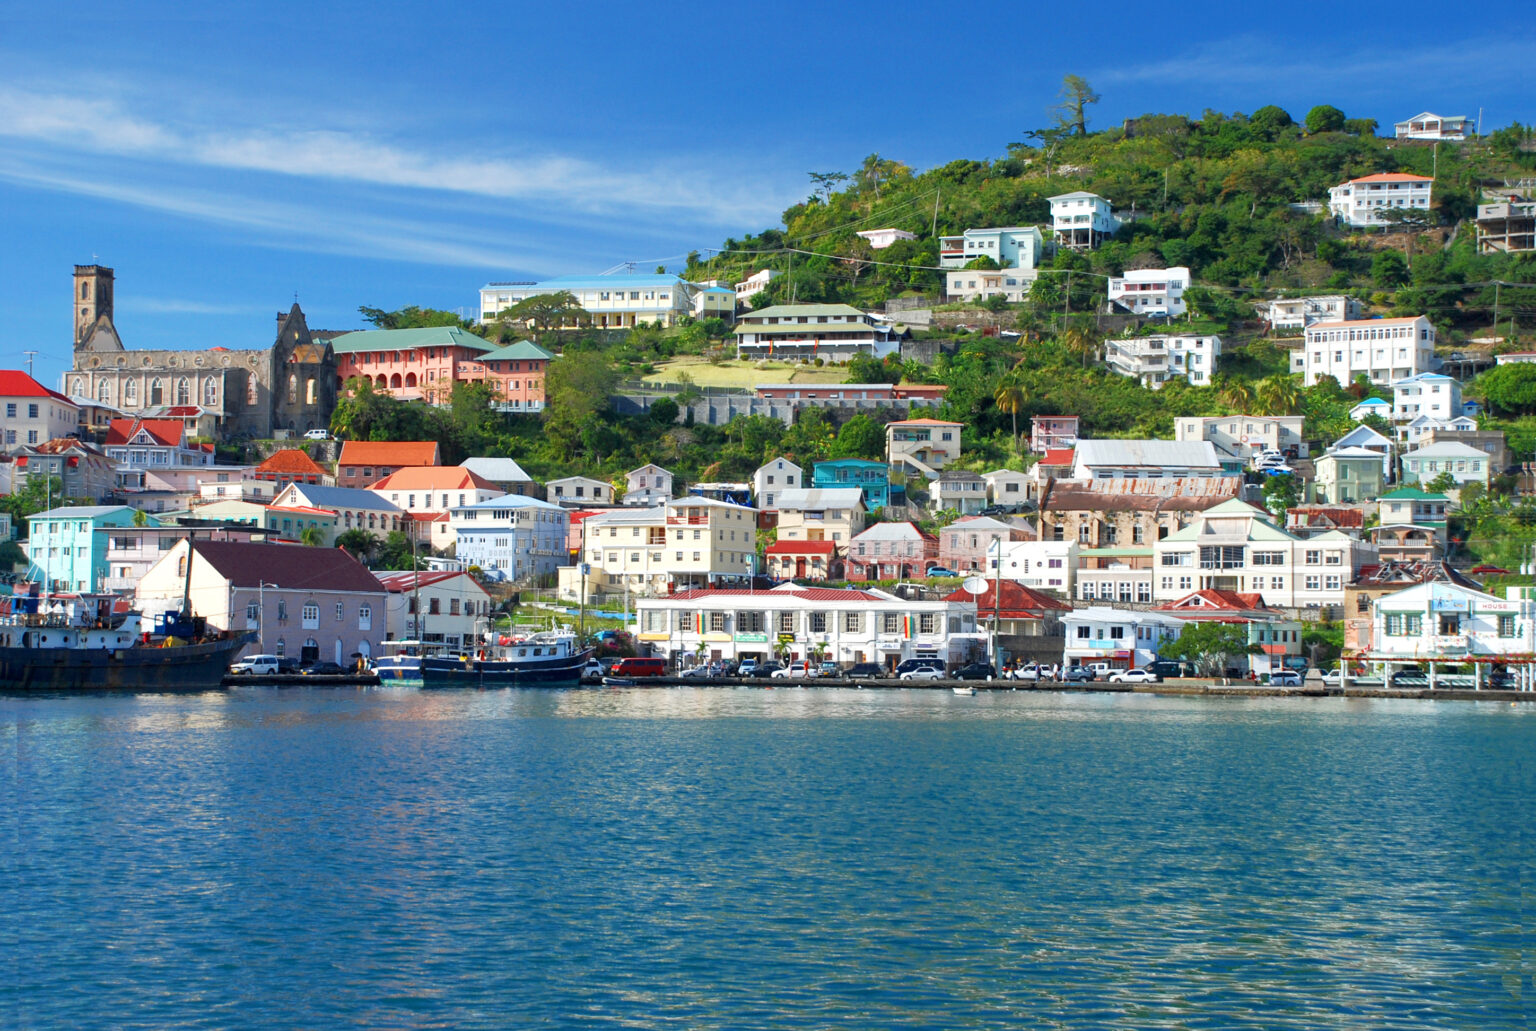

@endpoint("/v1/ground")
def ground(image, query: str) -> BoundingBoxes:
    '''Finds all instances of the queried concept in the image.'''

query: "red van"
[610,657,666,677]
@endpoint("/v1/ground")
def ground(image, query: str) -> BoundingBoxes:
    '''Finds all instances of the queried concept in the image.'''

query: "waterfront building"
[136,540,387,665]
[377,570,494,651]
[633,583,979,670]
[1357,581,1533,687]
[448,494,570,582]
[1061,606,1185,672]
[101,523,267,594]
[25,505,153,592]
[1154,589,1303,677]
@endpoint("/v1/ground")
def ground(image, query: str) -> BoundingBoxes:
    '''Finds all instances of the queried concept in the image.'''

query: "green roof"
[740,304,867,320]
[1377,488,1450,501]
[479,339,556,362]
[328,326,496,355]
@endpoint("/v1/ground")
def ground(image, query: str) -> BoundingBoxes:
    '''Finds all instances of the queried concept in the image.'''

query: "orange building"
[329,326,498,404]
[253,448,333,487]
[336,440,440,489]
[459,339,555,413]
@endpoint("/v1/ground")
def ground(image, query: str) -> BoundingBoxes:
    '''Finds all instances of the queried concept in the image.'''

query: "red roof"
[0,370,75,406]
[1041,448,1074,466]
[1348,172,1434,184]
[337,440,441,468]
[668,586,889,602]
[160,406,203,417]
[765,540,837,555]
[256,449,329,477]
[1155,589,1271,618]
[368,466,498,492]
[375,570,485,593]
[941,580,1071,616]
[105,418,185,447]
[1287,506,1365,529]
[190,540,384,593]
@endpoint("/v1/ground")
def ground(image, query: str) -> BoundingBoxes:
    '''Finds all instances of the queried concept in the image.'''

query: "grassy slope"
[642,357,853,389]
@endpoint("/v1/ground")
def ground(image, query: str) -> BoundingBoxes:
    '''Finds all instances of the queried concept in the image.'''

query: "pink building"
[330,326,499,405]
[938,516,1034,573]
[1030,415,1079,453]
[846,522,938,581]
[459,339,555,413]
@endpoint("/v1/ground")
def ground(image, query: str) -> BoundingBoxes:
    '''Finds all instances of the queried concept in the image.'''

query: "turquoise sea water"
[3,687,1532,1029]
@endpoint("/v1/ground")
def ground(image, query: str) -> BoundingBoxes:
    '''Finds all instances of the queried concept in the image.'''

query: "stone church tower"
[74,265,125,352]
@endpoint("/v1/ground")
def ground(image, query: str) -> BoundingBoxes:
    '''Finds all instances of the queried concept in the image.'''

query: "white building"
[772,487,866,544]
[1328,173,1434,227]
[479,274,713,329]
[938,226,1046,270]
[1292,316,1437,387]
[855,228,917,249]
[1394,112,1471,142]
[377,570,494,651]
[1402,442,1491,488]
[1153,499,1375,609]
[1392,373,1462,424]
[0,371,79,449]
[547,476,613,507]
[1349,398,1392,422]
[1072,439,1224,482]
[753,457,802,510]
[734,269,779,306]
[944,268,1038,304]
[560,496,759,600]
[633,583,980,670]
[1260,295,1363,331]
[1105,334,1220,388]
[1363,582,1533,690]
[449,494,570,582]
[990,539,1077,595]
[983,468,1034,505]
[624,464,675,507]
[1175,415,1308,462]
[1107,267,1190,317]
[733,304,902,361]
[1062,606,1186,672]
[1048,192,1120,249]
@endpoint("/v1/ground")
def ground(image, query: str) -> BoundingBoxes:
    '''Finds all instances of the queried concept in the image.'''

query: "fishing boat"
[370,639,451,684]
[0,590,251,692]
[420,625,593,688]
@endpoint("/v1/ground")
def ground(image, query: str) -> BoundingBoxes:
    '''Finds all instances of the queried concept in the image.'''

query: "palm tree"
[1061,324,1097,368]
[993,375,1028,454]
[1218,377,1256,412]
[336,529,377,564]
[1255,374,1302,416]
[299,526,325,547]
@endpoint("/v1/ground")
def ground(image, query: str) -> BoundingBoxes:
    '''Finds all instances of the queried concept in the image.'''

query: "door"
[302,638,319,663]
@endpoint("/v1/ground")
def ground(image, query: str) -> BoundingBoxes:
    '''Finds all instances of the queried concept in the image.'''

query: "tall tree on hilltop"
[993,373,1028,454]
[1054,75,1100,136]
[808,171,849,203]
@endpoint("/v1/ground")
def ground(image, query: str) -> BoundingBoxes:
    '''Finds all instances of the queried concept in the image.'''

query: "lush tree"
[1472,364,1536,416]
[1248,105,1294,139]
[829,414,886,461]
[963,255,1001,270]
[807,171,850,202]
[647,397,679,426]
[1158,622,1260,677]
[299,526,325,547]
[1261,472,1300,517]
[1305,105,1346,134]
[376,531,424,571]
[993,374,1028,453]
[336,529,377,563]
[0,475,70,529]
[495,291,587,339]
[358,305,471,330]
[1371,250,1409,288]
[1426,471,1459,493]
[1054,74,1100,136]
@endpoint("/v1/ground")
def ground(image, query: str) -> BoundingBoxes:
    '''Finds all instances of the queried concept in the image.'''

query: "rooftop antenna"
[22,350,37,380]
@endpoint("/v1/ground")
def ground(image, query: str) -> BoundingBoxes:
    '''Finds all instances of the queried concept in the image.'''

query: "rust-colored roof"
[368,466,498,492]
[191,541,384,593]
[1041,448,1074,466]
[1348,172,1434,184]
[105,418,184,447]
[941,580,1071,616]
[337,440,441,468]
[256,449,329,477]
[1287,506,1365,528]
[1351,561,1480,589]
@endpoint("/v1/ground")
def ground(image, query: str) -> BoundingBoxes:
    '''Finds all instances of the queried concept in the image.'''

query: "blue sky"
[3,0,1533,390]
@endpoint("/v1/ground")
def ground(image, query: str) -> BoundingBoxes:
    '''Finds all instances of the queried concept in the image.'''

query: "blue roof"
[457,493,566,512]
[287,484,402,512]
[1352,398,1390,407]
[701,285,734,294]
[1393,372,1458,385]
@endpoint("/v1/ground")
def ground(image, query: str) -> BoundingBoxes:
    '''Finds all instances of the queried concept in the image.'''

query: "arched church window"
[306,379,316,405]
[203,379,218,406]
[70,377,84,396]
[176,377,191,405]
[150,379,163,405]
[82,282,89,299]
[125,380,138,404]
[247,375,259,406]
[97,380,111,404]
[288,374,298,404]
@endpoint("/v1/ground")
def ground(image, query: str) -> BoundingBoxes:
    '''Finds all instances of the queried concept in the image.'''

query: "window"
[778,612,796,634]
[843,612,862,633]
[1252,552,1285,566]
[247,602,259,621]
[1324,552,1342,566]
[708,612,727,633]
[1199,546,1244,570]
[1304,550,1322,565]
[1161,552,1191,567]
[335,602,344,620]
[737,610,764,633]
[919,613,936,635]
[1406,614,1423,635]
[1499,614,1516,637]
[1305,576,1321,590]
[883,613,901,634]
[301,603,319,629]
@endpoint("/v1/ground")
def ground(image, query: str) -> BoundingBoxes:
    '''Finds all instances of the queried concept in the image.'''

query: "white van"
[230,653,280,675]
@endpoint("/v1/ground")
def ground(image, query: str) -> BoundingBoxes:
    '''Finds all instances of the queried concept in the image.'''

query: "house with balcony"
[1393,373,1461,426]
[331,325,499,405]
[560,497,759,601]
[1393,111,1471,141]
[479,274,701,329]
[931,470,987,515]
[633,583,979,671]
[624,464,675,507]
[101,524,267,594]
[1175,415,1307,463]
[1152,498,1375,608]
[1293,316,1438,387]
[547,476,613,507]
[733,269,779,306]
[336,440,440,490]
[449,494,570,583]
[1360,581,1532,687]
[1312,447,1388,504]
[1107,267,1190,317]
[1047,192,1120,249]
[1074,546,1155,606]
[1476,195,1536,254]
[1371,487,1450,562]
[1029,415,1079,453]
[886,418,964,474]
[812,459,903,511]
[103,418,212,472]
[944,267,1038,304]
[1154,589,1303,677]
[846,522,938,581]
[939,226,1046,270]
[1105,333,1220,388]
[136,540,387,665]
[1327,173,1434,227]
[753,457,802,510]
[378,570,494,651]
[1062,607,1186,672]
[1259,295,1363,332]
[733,304,903,361]
[25,505,152,593]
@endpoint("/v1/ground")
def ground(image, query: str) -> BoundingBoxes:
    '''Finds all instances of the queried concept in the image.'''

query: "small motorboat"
[602,676,636,687]
[952,685,977,696]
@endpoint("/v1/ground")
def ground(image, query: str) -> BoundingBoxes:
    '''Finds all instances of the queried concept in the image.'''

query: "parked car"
[1147,660,1189,679]
[899,666,944,681]
[303,428,330,440]
[1060,666,1096,682]
[892,657,945,678]
[300,660,347,677]
[845,662,884,679]
[1108,668,1159,684]
[276,656,301,674]
[925,566,959,578]
[1390,668,1429,686]
[817,661,842,678]
[953,662,996,681]
[680,664,714,678]
[581,659,604,678]
[1008,663,1045,681]
[229,653,280,676]
[611,657,666,677]
[772,661,812,679]
[735,659,760,677]
[750,661,783,678]
[1267,670,1304,687]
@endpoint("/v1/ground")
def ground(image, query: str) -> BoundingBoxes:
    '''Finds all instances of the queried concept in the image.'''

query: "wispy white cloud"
[119,298,264,316]
[0,85,795,225]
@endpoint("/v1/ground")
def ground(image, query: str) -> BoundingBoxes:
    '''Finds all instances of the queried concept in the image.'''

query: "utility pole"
[931,189,940,239]
[22,350,37,380]
[1493,281,1502,339]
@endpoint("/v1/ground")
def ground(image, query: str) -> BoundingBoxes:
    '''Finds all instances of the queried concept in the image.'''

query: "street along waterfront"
[6,687,1528,1029]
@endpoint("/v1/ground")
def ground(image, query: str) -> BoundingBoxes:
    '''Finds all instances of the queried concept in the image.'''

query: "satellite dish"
[961,576,989,595]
